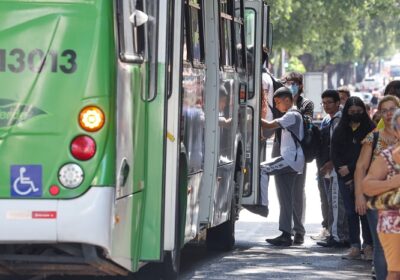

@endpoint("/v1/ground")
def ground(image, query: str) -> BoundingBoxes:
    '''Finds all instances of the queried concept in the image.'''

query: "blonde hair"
[378,95,400,111]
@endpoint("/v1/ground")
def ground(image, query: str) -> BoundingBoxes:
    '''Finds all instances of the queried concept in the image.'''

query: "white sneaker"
[310,228,330,240]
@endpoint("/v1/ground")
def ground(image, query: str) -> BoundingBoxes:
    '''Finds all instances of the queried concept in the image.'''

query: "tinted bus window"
[117,0,145,62]
[186,0,204,65]
[244,9,256,98]
[234,0,245,70]
[219,0,234,67]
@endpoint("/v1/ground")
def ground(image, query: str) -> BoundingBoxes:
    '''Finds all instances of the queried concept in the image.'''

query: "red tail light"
[70,135,96,161]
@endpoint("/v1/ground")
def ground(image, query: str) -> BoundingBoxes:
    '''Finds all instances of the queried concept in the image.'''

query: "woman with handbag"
[363,108,400,280]
[355,95,400,279]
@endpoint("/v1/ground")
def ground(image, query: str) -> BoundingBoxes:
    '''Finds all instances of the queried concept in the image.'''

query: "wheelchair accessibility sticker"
[10,165,42,197]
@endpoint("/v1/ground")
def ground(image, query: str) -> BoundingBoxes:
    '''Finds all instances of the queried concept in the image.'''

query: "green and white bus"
[0,0,271,278]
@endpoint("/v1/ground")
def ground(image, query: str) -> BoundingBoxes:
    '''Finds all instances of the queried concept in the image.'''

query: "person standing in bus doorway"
[260,87,304,246]
[281,72,314,245]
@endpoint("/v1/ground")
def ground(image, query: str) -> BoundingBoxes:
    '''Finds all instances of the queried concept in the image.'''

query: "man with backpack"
[260,87,305,246]
[281,72,314,245]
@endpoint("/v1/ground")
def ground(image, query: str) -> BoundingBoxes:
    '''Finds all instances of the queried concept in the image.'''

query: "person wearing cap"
[260,86,305,246]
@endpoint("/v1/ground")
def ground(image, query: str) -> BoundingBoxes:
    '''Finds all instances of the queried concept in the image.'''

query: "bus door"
[241,1,271,206]
[112,0,165,271]
[179,0,207,241]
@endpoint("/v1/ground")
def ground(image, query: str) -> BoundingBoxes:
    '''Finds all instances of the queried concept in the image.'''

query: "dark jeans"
[367,209,387,280]
[338,177,372,248]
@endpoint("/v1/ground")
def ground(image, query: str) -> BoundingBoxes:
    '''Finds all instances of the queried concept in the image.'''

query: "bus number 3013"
[0,49,77,74]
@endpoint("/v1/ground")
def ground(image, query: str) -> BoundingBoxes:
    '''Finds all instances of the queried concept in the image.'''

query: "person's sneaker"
[341,247,361,260]
[362,245,373,261]
[243,205,269,218]
[310,228,330,240]
[371,265,376,280]
[266,233,293,246]
[317,237,335,247]
[317,237,349,248]
[293,233,304,245]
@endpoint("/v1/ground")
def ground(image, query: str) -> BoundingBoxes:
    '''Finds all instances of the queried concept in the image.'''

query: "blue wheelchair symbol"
[11,165,42,197]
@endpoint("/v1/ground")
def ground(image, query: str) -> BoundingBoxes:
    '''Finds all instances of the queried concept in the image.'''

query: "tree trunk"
[299,53,315,71]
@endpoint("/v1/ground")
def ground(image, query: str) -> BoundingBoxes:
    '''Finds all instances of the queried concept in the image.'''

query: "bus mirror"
[129,9,148,27]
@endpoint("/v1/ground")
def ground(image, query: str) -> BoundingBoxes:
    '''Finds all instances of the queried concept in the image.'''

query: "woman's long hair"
[335,96,374,142]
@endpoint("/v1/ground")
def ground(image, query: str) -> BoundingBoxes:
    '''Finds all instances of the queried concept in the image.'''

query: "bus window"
[218,80,234,164]
[117,0,158,101]
[117,0,146,63]
[244,8,256,98]
[182,72,206,174]
[183,16,189,62]
[186,0,204,66]
[182,0,206,174]
[234,0,246,71]
[219,0,234,67]
[243,106,254,196]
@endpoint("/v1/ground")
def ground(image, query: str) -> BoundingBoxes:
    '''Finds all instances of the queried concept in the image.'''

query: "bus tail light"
[58,163,84,189]
[70,135,96,161]
[49,185,60,196]
[79,106,105,132]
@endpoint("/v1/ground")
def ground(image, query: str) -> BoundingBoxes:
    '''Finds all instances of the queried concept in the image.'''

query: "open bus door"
[241,1,272,209]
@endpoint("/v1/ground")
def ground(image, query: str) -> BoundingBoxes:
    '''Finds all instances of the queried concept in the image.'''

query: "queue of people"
[260,75,400,280]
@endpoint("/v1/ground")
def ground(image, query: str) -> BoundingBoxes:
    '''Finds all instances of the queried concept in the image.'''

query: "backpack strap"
[370,131,379,161]
[366,131,379,174]
[287,109,303,161]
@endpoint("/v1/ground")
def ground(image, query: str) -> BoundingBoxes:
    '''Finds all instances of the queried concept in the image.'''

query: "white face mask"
[289,84,299,96]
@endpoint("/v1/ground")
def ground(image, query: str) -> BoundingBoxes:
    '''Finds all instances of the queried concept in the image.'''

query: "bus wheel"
[206,196,236,251]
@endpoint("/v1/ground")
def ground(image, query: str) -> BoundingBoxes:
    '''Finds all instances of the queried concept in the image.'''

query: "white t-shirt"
[262,72,274,123]
[276,110,304,172]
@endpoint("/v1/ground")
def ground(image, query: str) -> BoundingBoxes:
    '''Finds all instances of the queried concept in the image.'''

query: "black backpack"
[289,110,321,163]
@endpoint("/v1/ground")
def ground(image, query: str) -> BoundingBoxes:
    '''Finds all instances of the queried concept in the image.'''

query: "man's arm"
[260,118,280,129]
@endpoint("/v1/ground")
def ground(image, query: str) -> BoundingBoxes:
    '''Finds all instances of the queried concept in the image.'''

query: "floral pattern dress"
[362,129,394,160]
[376,146,400,234]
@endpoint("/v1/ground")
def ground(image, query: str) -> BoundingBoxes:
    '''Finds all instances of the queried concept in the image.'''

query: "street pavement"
[179,159,372,279]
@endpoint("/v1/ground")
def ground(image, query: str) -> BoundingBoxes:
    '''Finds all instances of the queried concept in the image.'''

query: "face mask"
[289,84,299,96]
[349,113,363,123]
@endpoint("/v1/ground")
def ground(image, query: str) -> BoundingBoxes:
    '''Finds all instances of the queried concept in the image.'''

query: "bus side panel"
[113,62,147,271]
[112,192,143,271]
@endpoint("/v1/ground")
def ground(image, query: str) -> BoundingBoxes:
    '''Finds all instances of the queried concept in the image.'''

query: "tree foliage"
[267,0,400,83]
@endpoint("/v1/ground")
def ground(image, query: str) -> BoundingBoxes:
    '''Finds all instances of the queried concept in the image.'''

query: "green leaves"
[269,0,400,71]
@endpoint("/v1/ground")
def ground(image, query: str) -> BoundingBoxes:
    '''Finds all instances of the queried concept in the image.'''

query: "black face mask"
[349,113,363,123]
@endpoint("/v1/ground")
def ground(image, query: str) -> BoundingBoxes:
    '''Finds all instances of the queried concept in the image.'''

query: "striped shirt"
[296,95,314,120]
